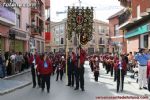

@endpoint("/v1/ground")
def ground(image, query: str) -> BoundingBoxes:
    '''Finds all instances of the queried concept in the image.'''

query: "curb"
[0,81,32,95]
[4,69,31,80]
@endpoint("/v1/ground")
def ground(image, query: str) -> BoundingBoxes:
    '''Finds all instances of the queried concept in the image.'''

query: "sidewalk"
[0,69,32,95]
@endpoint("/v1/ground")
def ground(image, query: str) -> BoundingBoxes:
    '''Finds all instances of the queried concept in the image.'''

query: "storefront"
[125,23,150,52]
[9,39,24,52]
[0,37,5,53]
[9,29,28,52]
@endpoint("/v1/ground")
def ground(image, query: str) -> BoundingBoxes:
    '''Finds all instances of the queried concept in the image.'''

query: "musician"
[67,52,75,87]
[93,56,100,82]
[110,55,114,77]
[29,49,41,88]
[116,53,127,93]
[74,46,86,91]
[56,56,65,81]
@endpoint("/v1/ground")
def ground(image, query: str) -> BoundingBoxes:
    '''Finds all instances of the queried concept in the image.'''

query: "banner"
[67,6,94,45]
[45,32,51,42]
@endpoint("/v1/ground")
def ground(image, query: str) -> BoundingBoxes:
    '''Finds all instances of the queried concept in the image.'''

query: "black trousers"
[148,77,150,92]
[75,65,84,89]
[56,69,63,81]
[110,65,113,77]
[67,71,74,86]
[41,74,50,91]
[114,70,117,81]
[116,69,125,92]
[94,71,99,82]
[106,64,110,74]
[31,64,41,87]
[90,62,93,72]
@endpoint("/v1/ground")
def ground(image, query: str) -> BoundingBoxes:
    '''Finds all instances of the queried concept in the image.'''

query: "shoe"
[139,87,142,90]
[42,88,44,92]
[120,90,123,92]
[81,88,85,91]
[33,86,36,88]
[66,84,71,86]
[74,88,79,90]
[47,90,49,93]
[143,87,147,90]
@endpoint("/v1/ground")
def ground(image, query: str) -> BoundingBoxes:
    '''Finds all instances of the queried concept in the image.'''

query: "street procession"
[0,0,150,100]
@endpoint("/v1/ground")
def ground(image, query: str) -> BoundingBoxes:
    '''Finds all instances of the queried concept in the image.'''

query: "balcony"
[119,9,131,25]
[31,0,37,2]
[118,0,131,7]
[99,40,105,45]
[45,0,50,9]
[45,17,50,25]
[31,26,41,35]
[31,8,40,14]
[0,5,15,26]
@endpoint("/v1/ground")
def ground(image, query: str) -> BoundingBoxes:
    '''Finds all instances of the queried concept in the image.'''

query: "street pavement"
[0,61,150,100]
[0,69,31,95]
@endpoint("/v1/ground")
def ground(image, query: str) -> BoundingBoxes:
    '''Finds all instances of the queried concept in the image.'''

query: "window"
[137,5,140,19]
[144,35,148,48]
[16,14,20,28]
[61,38,64,44]
[99,38,103,44]
[99,48,104,53]
[88,48,94,55]
[114,24,119,36]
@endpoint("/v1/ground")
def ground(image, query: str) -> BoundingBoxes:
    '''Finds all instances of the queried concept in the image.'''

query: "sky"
[50,0,124,22]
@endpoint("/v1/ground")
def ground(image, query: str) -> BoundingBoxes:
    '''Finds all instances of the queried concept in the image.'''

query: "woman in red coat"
[37,53,53,93]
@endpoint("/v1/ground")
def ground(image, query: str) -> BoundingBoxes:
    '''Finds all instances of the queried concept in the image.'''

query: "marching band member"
[93,56,100,82]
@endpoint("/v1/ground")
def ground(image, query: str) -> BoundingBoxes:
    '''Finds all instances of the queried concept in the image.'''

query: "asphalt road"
[1,62,150,100]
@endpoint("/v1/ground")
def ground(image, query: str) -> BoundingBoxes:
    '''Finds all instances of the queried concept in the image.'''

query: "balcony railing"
[31,7,40,14]
[119,9,131,25]
[99,40,105,45]
[31,26,43,35]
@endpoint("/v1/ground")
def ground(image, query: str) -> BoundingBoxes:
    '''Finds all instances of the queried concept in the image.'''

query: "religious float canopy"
[67,6,94,45]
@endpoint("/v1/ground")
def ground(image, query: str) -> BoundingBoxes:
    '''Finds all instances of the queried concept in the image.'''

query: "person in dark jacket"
[56,56,65,81]
[93,56,100,82]
[29,49,40,88]
[37,53,53,93]
[67,52,75,86]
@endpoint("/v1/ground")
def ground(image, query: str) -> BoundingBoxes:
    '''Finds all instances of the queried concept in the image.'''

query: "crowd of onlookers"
[0,50,31,78]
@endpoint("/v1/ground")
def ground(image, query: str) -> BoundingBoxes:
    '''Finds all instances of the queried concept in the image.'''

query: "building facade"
[0,0,50,53]
[118,0,150,53]
[50,19,109,55]
[30,0,50,53]
[108,9,127,54]
[44,0,51,52]
[0,0,30,53]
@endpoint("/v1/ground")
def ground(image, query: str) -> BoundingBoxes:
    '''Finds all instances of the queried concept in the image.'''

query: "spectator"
[135,48,149,90]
